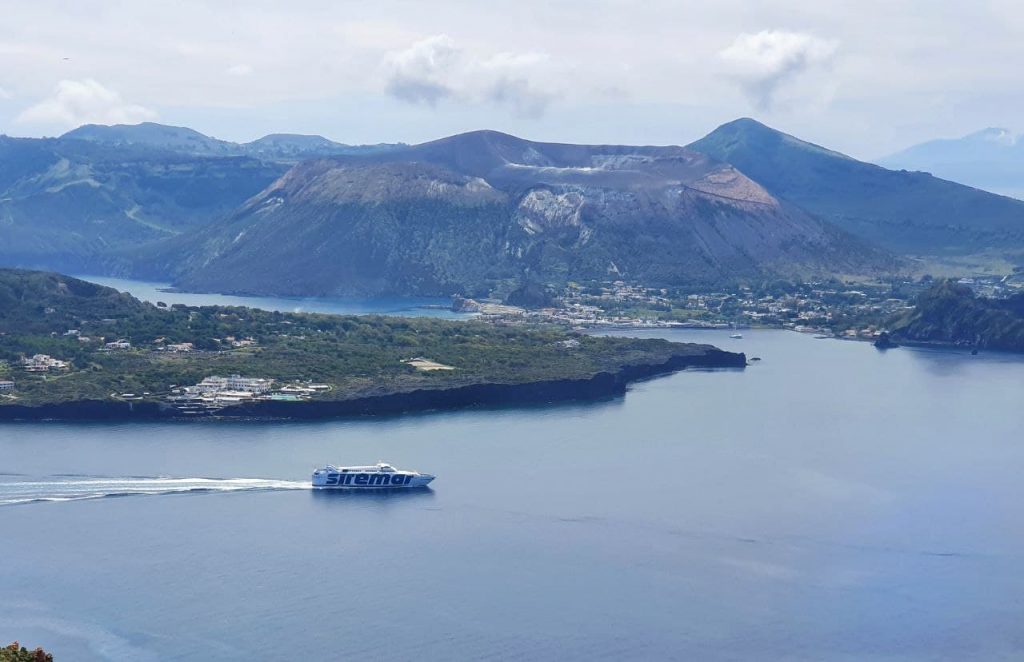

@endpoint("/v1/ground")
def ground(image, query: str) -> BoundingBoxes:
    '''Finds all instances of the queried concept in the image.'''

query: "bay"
[2,302,1024,659]
[75,275,473,319]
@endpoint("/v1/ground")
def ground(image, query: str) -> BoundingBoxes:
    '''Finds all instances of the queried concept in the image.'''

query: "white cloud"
[15,79,156,129]
[226,64,253,77]
[720,30,838,110]
[383,35,555,118]
[0,86,11,100]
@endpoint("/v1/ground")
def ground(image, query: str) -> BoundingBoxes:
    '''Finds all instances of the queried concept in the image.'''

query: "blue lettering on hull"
[322,473,414,487]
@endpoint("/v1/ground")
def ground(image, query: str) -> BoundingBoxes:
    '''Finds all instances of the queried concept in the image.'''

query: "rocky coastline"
[0,347,744,421]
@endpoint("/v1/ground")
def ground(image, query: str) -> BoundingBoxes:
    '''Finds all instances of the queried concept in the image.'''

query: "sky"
[1,0,1022,160]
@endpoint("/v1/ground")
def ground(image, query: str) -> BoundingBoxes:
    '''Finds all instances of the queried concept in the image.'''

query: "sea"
[1,277,1023,661]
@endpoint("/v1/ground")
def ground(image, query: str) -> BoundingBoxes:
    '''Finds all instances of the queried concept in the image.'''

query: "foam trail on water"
[0,475,310,506]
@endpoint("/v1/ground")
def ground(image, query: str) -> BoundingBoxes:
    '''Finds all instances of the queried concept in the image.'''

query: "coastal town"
[1,268,1021,406]
[458,273,1024,343]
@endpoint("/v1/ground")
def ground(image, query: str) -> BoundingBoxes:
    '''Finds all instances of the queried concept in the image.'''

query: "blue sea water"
[2,281,1024,660]
[74,275,473,319]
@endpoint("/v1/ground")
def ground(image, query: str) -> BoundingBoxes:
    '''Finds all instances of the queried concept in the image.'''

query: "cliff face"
[890,280,1024,351]
[0,346,744,421]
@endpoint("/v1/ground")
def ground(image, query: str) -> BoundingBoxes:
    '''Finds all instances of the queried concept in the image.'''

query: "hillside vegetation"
[1,642,52,662]
[0,269,741,409]
[890,280,1024,351]
[689,118,1024,257]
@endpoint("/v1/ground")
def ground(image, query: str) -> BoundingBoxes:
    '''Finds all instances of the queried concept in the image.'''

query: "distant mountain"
[62,122,401,162]
[63,122,239,157]
[153,130,896,297]
[879,128,1024,200]
[0,123,405,275]
[0,135,287,274]
[689,119,1024,256]
[890,279,1024,352]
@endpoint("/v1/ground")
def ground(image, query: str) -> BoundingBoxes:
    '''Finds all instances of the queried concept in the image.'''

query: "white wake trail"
[0,475,310,506]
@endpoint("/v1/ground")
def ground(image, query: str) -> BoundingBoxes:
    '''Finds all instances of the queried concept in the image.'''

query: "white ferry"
[312,463,435,489]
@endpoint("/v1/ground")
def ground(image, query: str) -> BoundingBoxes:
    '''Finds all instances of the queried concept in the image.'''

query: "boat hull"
[312,470,434,489]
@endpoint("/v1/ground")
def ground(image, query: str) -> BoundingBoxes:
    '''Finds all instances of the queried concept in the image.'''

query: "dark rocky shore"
[0,346,744,421]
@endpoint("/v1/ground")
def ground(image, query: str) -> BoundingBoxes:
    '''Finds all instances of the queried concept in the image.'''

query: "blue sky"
[1,0,1021,160]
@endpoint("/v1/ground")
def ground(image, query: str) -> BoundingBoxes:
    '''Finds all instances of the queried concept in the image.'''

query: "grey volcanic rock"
[165,161,515,296]
[689,118,1024,256]
[166,130,896,297]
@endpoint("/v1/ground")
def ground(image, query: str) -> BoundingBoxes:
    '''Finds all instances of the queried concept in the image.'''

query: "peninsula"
[0,269,744,420]
[888,279,1024,352]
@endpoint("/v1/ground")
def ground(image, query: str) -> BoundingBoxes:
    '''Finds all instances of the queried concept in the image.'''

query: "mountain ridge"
[61,121,403,161]
[688,118,1024,257]
[155,130,899,297]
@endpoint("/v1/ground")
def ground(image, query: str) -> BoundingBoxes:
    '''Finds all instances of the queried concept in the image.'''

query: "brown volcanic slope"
[160,130,898,297]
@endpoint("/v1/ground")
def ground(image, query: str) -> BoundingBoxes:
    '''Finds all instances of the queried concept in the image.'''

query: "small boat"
[312,462,435,489]
[730,333,743,339]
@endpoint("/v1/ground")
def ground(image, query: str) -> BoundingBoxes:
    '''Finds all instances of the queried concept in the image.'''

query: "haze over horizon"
[2,1,1022,161]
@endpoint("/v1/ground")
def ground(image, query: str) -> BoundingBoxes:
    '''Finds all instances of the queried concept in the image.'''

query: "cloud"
[720,30,838,110]
[383,35,555,118]
[226,64,254,77]
[15,79,157,128]
[0,86,11,100]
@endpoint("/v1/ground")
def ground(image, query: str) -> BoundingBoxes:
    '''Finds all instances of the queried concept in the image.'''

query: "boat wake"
[0,475,310,506]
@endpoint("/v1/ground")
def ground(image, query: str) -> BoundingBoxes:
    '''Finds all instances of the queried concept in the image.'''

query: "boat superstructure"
[312,463,435,489]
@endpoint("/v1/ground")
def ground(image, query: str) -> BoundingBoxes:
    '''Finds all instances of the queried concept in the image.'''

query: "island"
[0,269,745,421]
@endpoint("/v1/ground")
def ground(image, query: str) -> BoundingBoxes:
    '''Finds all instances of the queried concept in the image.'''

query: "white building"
[0,380,14,391]
[197,375,273,394]
[20,354,69,372]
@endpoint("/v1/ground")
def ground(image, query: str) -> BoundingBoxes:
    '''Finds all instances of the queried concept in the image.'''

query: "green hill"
[689,118,1024,257]
[0,268,148,334]
[890,280,1024,351]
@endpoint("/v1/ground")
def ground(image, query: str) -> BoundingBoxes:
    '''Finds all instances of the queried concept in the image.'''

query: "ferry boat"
[312,463,435,489]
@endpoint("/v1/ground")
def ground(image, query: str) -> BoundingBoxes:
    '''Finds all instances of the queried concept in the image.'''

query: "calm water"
[76,275,472,319]
[2,328,1024,659]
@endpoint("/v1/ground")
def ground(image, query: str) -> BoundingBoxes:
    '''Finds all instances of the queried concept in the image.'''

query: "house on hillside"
[20,354,69,372]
